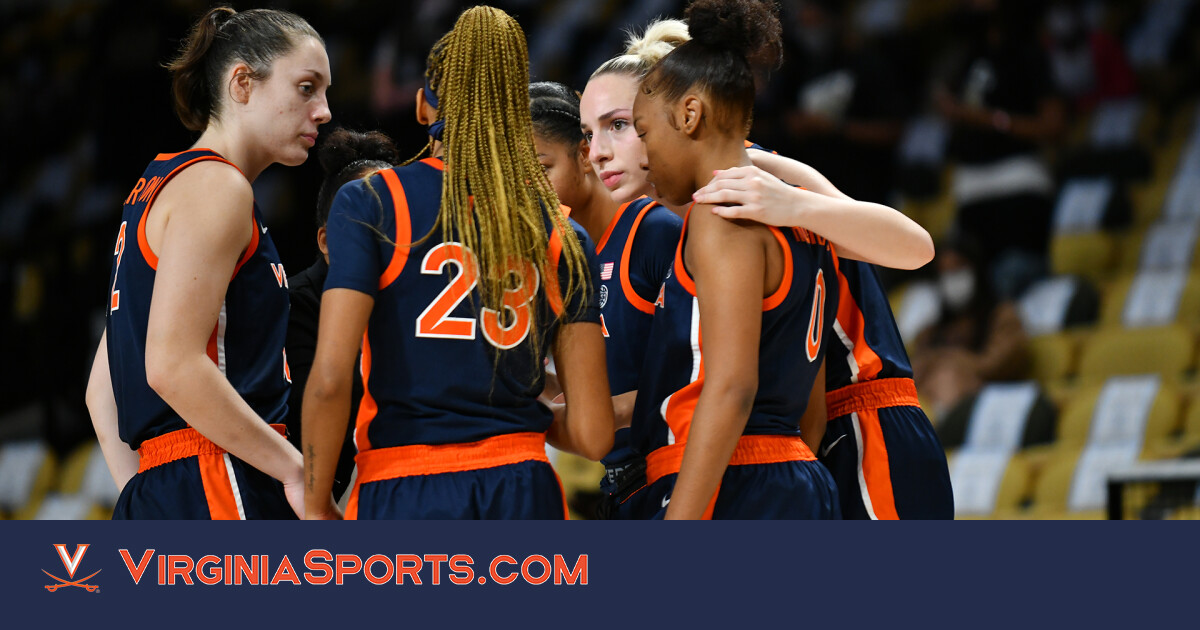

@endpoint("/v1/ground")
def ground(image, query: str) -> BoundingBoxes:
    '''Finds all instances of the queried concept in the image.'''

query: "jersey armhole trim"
[546,227,566,316]
[762,227,793,311]
[378,169,412,291]
[620,204,658,314]
[595,199,634,253]
[136,155,242,271]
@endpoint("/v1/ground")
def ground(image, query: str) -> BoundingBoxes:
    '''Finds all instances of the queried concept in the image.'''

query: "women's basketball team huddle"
[86,1,954,520]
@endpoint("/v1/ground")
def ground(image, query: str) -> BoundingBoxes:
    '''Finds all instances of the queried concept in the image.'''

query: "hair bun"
[685,0,782,69]
[318,129,400,176]
[625,19,691,67]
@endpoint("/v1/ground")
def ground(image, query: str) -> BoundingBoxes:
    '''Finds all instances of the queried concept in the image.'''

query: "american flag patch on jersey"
[600,262,615,280]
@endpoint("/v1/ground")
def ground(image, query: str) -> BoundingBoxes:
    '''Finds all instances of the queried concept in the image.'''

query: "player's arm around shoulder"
[700,151,935,270]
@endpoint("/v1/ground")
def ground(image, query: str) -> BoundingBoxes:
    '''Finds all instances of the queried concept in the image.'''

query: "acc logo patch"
[599,285,609,309]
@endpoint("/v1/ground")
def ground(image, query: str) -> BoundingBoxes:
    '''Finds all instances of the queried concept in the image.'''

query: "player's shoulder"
[166,158,251,199]
[632,199,682,239]
[153,159,252,223]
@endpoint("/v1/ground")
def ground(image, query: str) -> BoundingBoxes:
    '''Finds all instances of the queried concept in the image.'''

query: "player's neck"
[692,138,751,192]
[572,177,620,249]
[192,127,263,182]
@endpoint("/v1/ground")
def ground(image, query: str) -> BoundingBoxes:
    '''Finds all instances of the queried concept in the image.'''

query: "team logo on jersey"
[43,544,101,593]
[600,262,615,281]
[654,283,666,309]
[599,285,609,309]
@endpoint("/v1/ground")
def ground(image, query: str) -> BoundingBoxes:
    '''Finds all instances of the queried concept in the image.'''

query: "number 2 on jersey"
[416,242,539,349]
[110,221,128,313]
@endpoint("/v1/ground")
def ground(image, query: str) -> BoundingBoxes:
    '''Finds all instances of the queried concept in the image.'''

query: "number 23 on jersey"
[415,242,540,350]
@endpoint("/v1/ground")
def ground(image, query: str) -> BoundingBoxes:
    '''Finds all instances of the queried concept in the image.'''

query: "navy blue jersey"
[825,258,914,388]
[105,149,291,450]
[746,139,913,390]
[323,157,600,453]
[594,197,682,395]
[631,206,840,455]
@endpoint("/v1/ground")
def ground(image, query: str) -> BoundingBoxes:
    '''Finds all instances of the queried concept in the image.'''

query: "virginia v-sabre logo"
[43,544,101,593]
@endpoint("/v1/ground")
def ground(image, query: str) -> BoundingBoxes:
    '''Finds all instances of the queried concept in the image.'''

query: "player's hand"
[282,474,308,519]
[692,166,801,227]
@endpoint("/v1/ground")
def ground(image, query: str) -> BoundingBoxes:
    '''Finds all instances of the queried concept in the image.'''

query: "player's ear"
[415,88,438,126]
[577,140,592,173]
[228,62,255,105]
[680,95,703,137]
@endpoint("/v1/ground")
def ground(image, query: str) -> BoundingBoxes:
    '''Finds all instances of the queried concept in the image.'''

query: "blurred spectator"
[935,0,1065,300]
[910,236,1029,421]
[760,0,915,204]
[1044,0,1137,112]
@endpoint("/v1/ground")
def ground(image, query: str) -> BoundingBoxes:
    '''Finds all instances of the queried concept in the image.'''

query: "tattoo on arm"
[306,445,315,491]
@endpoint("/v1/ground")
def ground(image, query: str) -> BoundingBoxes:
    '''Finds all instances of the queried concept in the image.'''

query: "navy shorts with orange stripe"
[351,460,567,520]
[820,405,953,520]
[648,460,841,520]
[114,454,294,520]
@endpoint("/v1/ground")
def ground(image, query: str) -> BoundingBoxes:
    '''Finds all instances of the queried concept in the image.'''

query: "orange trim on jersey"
[619,201,659,315]
[672,204,790,312]
[553,468,571,520]
[378,169,412,290]
[420,157,445,171]
[646,434,816,519]
[136,424,287,472]
[545,226,566,316]
[673,205,698,296]
[354,326,378,455]
[762,227,793,311]
[205,324,220,367]
[833,262,884,383]
[134,155,245,271]
[744,139,779,155]
[856,407,900,520]
[231,215,261,278]
[346,432,551,519]
[826,377,920,419]
[595,199,635,253]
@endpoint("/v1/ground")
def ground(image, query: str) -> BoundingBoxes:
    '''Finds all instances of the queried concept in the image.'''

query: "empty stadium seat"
[1017,275,1100,336]
[1026,332,1080,383]
[1027,447,1083,517]
[1050,232,1117,284]
[1099,270,1200,328]
[0,440,57,520]
[1076,325,1195,384]
[1056,376,1180,453]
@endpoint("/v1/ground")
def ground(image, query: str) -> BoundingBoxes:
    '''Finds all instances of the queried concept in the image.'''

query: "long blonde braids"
[427,6,590,357]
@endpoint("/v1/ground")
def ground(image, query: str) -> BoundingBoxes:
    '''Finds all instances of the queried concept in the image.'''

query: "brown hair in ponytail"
[166,6,323,131]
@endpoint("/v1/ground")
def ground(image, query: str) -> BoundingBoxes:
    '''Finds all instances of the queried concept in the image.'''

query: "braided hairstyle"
[166,6,323,131]
[641,0,782,135]
[425,6,590,357]
[529,81,583,152]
